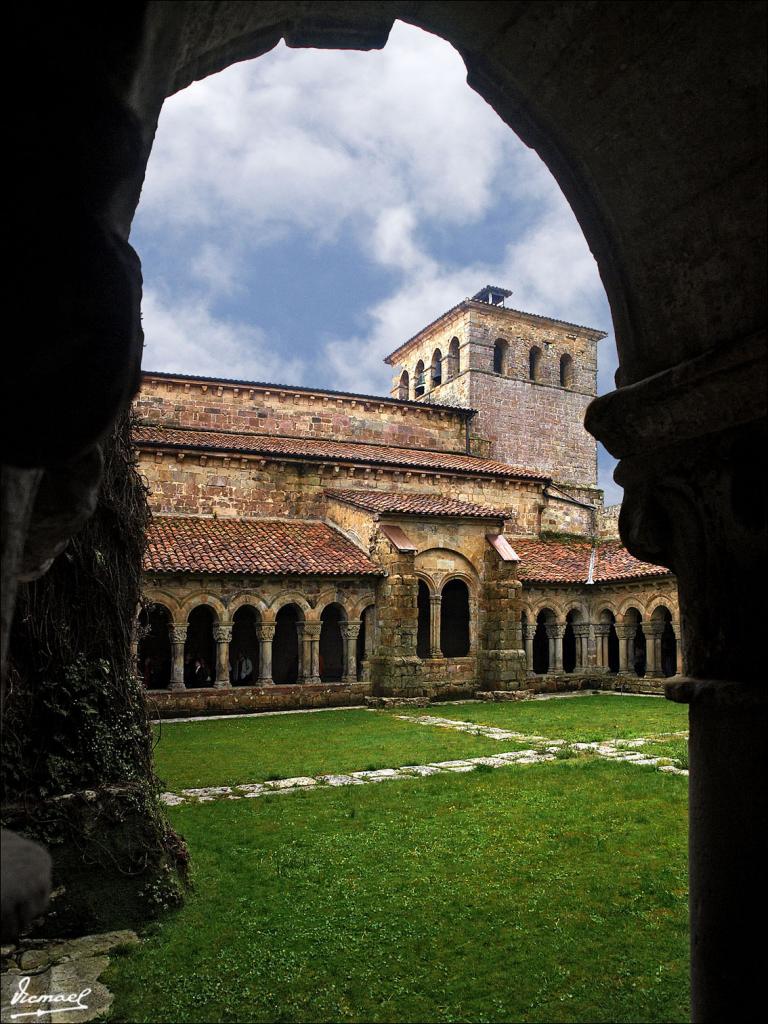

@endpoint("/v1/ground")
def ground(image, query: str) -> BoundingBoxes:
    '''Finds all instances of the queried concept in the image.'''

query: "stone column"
[545,623,565,673]
[585,304,765,1019]
[168,625,187,690]
[341,622,361,684]
[303,622,321,684]
[671,621,683,676]
[615,624,634,673]
[593,623,610,672]
[645,622,663,676]
[257,624,275,685]
[572,623,590,671]
[429,594,442,658]
[212,624,232,688]
[523,623,536,672]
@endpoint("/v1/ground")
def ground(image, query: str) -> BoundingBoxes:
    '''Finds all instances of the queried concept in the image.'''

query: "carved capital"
[644,623,665,638]
[592,623,611,638]
[257,624,276,642]
[340,623,361,640]
[615,624,637,640]
[522,624,537,640]
[545,623,566,639]
[303,622,322,639]
[571,623,591,637]
[429,594,442,606]
[213,624,233,643]
[168,624,187,644]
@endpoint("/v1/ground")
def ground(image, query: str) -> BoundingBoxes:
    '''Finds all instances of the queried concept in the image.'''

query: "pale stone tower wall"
[386,293,606,490]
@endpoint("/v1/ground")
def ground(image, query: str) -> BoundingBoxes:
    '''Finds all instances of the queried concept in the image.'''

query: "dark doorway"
[440,580,470,657]
[137,604,172,689]
[533,610,552,673]
[417,581,431,658]
[320,604,345,681]
[231,605,259,684]
[185,606,216,687]
[273,604,301,684]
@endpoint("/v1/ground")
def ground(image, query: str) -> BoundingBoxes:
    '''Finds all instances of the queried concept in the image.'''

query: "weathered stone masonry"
[134,289,679,712]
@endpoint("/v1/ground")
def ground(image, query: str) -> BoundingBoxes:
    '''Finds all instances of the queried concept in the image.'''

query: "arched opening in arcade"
[273,604,302,684]
[137,603,172,689]
[440,579,470,657]
[599,610,620,673]
[533,608,555,674]
[231,605,260,684]
[185,605,217,687]
[416,580,431,659]
[652,605,678,677]
[563,609,581,673]
[320,603,346,681]
[625,607,646,677]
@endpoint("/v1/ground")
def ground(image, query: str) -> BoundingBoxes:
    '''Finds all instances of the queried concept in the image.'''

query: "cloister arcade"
[136,590,377,690]
[520,593,682,679]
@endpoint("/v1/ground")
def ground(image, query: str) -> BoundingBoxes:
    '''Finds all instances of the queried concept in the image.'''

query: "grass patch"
[635,737,689,769]
[399,695,689,743]
[106,760,688,1023]
[151,710,519,790]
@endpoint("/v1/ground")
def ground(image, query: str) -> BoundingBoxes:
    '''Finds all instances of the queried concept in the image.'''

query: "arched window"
[440,580,470,656]
[625,607,646,676]
[493,338,507,374]
[448,337,460,379]
[397,370,409,400]
[560,353,574,387]
[529,346,542,381]
[137,604,172,689]
[414,360,426,398]
[431,348,442,387]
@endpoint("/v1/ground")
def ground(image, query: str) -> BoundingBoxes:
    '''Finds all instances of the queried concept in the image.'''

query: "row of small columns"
[166,621,361,689]
[521,620,682,675]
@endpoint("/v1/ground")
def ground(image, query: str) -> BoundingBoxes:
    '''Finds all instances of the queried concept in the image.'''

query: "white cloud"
[135,20,622,500]
[141,288,304,384]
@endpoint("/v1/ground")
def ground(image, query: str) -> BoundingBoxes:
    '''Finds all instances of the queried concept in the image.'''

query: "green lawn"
[397,694,689,742]
[108,698,690,1022]
[152,710,518,790]
[106,762,689,1023]
[634,737,689,768]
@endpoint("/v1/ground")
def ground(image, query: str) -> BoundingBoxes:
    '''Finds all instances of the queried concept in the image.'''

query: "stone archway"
[5,5,765,1016]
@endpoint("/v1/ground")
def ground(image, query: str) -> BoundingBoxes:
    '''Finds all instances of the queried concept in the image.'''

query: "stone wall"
[596,504,622,539]
[137,449,544,533]
[386,301,604,487]
[137,374,469,453]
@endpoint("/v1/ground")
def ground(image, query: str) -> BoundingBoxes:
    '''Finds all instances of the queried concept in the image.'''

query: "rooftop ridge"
[141,369,476,417]
[133,423,551,482]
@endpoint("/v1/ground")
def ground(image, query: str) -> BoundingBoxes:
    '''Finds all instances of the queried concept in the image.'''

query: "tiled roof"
[514,537,670,584]
[144,516,385,577]
[133,423,549,481]
[327,489,511,519]
[141,370,475,417]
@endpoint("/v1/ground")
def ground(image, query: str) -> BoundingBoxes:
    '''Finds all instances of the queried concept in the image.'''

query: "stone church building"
[134,287,680,714]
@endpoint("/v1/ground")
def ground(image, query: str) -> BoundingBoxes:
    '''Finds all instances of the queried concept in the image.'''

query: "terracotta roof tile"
[144,516,385,577]
[133,423,548,481]
[326,489,512,519]
[514,537,670,584]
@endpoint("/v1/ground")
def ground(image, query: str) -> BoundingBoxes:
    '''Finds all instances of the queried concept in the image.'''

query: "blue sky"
[132,21,622,503]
